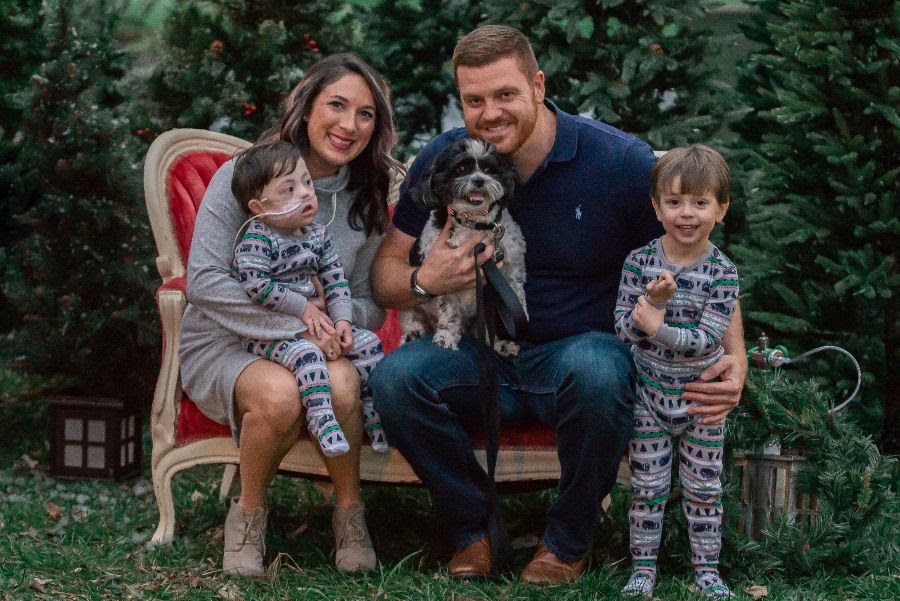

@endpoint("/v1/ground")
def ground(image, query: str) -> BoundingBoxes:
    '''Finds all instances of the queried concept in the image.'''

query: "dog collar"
[448,207,506,238]
[447,206,489,220]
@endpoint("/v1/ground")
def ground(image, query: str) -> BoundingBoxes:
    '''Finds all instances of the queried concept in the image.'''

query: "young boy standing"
[615,144,739,598]
[230,140,388,457]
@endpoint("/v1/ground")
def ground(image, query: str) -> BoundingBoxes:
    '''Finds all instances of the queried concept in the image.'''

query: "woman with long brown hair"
[179,53,403,577]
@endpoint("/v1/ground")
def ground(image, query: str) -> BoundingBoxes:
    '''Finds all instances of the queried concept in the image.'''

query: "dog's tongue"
[467,192,485,203]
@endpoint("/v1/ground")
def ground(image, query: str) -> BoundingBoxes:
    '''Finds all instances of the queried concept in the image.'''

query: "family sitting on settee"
[179,24,746,599]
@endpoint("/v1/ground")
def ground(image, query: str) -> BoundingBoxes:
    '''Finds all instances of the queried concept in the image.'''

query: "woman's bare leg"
[234,359,303,511]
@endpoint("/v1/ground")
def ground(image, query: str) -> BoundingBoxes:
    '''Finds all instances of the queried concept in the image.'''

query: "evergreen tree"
[728,0,899,448]
[0,0,46,333]
[483,0,735,150]
[4,0,157,402]
[358,0,482,157]
[132,0,361,143]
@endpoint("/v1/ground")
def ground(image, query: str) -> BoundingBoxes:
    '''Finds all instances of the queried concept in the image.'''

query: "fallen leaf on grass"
[744,584,769,599]
[45,502,63,521]
[190,490,205,502]
[30,578,52,593]
[217,582,244,600]
[13,454,39,475]
[285,522,308,541]
[688,583,699,593]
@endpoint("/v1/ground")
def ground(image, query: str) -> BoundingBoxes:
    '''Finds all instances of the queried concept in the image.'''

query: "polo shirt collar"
[543,99,577,164]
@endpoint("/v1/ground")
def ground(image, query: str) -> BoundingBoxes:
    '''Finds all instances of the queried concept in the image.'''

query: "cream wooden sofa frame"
[144,129,578,546]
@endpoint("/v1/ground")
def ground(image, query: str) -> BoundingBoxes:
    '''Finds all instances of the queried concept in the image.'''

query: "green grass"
[1,368,897,600]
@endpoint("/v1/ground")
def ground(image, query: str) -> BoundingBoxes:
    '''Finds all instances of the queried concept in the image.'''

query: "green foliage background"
[728,0,899,446]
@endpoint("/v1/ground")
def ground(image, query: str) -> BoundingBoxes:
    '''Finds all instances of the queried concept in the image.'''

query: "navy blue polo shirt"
[392,100,663,343]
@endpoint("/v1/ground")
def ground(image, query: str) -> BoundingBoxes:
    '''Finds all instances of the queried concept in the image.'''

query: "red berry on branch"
[241,102,257,117]
[303,33,310,40]
[312,48,319,54]
[309,40,316,47]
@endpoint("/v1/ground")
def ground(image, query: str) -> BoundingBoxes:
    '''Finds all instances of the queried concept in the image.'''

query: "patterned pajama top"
[231,219,353,326]
[614,237,739,424]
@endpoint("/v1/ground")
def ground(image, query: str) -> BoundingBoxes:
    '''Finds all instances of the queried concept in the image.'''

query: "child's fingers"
[319,319,336,335]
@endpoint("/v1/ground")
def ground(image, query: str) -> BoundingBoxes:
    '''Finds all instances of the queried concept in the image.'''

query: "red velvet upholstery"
[165,149,556,449]
[167,151,233,263]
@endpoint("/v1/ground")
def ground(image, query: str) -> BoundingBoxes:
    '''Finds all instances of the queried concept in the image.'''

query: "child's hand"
[309,275,326,311]
[632,296,666,337]
[646,271,677,306]
[301,301,335,339]
[335,320,354,353]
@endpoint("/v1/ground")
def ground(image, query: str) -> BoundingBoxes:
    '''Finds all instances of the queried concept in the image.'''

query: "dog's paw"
[402,330,423,344]
[494,339,520,357]
[432,330,460,350]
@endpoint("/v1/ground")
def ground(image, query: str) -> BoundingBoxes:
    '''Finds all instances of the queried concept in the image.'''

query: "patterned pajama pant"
[245,326,385,450]
[628,400,725,574]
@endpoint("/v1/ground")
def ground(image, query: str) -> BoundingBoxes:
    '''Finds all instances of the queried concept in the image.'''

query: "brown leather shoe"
[447,537,492,579]
[519,543,587,585]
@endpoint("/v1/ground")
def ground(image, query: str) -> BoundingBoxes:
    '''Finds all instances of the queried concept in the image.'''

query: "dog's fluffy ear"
[412,160,441,211]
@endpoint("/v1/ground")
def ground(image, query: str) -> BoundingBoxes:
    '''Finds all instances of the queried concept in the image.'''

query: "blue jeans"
[370,331,635,562]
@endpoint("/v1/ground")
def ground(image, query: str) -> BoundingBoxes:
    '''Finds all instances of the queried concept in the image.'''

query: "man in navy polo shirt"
[370,25,747,584]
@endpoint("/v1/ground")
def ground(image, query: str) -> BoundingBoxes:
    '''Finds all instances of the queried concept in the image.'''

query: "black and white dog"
[400,138,527,356]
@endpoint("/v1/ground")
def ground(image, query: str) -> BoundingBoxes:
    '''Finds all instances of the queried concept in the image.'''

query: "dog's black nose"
[471,177,485,187]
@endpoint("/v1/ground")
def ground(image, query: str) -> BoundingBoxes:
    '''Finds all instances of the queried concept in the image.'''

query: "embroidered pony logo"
[575,204,583,220]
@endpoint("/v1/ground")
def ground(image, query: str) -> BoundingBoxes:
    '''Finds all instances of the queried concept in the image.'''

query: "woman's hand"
[684,353,747,423]
[302,328,342,361]
[301,301,335,339]
[632,296,666,337]
[335,320,354,353]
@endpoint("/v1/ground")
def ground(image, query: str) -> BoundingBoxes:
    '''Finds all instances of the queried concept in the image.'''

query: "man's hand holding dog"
[416,218,496,296]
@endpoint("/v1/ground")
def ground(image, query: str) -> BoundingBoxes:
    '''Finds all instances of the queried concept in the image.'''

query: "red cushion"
[167,151,233,264]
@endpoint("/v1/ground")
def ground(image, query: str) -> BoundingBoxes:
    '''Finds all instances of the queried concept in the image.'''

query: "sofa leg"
[219,464,240,502]
[148,463,176,547]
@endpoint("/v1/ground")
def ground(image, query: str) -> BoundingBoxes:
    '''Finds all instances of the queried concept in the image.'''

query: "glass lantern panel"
[64,418,83,441]
[87,445,105,469]
[87,420,106,443]
[64,444,83,467]
[128,441,135,463]
[128,415,135,437]
[120,445,126,466]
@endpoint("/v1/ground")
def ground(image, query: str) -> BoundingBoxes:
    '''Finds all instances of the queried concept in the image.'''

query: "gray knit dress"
[179,160,386,438]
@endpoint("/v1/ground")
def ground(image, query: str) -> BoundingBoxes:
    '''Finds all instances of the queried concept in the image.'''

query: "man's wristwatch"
[410,266,434,301]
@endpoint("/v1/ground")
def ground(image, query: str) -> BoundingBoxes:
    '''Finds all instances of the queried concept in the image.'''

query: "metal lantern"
[49,396,142,480]
[732,451,819,538]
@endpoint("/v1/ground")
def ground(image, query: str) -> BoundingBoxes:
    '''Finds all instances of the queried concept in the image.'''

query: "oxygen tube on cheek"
[231,197,312,254]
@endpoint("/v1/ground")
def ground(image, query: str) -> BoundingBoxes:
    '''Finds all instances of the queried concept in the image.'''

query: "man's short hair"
[231,140,302,209]
[452,25,539,80]
[651,144,731,205]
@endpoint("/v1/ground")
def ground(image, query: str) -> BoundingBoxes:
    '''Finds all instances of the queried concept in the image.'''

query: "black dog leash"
[473,242,527,571]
